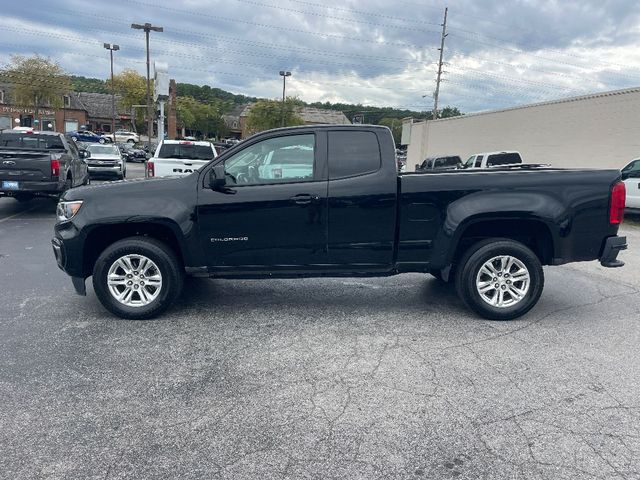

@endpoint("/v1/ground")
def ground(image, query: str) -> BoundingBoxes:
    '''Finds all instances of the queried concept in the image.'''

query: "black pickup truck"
[0,130,89,201]
[52,125,627,320]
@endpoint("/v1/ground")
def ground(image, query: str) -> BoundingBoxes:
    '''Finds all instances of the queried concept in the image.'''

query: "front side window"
[622,160,640,172]
[328,131,381,179]
[474,155,483,168]
[224,134,315,185]
[463,156,476,168]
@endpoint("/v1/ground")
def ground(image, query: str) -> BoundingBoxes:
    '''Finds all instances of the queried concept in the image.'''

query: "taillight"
[50,156,61,177]
[147,161,155,177]
[609,181,626,224]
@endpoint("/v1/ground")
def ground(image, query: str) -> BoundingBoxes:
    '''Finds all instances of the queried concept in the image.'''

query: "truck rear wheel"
[455,238,544,320]
[92,237,184,319]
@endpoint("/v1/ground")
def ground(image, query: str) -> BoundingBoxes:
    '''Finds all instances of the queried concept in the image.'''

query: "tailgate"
[154,158,208,177]
[0,150,52,182]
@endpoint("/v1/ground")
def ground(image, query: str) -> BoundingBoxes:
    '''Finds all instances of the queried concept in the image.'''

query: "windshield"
[0,133,65,150]
[158,143,215,160]
[87,144,119,155]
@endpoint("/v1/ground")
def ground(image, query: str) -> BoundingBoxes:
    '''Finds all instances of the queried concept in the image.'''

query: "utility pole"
[279,70,291,127]
[104,43,120,143]
[432,7,448,121]
[131,22,163,143]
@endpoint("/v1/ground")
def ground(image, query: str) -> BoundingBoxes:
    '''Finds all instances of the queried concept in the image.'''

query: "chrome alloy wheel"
[475,255,530,308]
[107,254,163,307]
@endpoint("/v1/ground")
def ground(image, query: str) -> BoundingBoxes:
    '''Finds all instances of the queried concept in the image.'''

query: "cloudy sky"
[1,0,640,113]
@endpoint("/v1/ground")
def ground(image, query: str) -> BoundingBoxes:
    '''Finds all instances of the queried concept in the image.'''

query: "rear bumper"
[599,235,627,268]
[0,180,63,195]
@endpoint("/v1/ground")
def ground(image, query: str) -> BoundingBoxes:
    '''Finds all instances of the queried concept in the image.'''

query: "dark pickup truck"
[52,125,627,320]
[0,130,89,201]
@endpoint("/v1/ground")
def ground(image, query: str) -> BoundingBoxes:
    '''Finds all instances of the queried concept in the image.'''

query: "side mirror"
[209,164,226,190]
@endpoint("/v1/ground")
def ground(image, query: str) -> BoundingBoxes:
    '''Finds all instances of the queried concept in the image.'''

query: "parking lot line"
[0,205,39,224]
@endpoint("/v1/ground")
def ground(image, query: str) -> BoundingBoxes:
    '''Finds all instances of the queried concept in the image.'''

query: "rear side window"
[158,143,215,160]
[329,131,381,179]
[487,153,521,166]
[0,133,64,149]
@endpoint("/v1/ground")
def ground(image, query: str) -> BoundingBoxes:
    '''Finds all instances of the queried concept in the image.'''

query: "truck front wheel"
[92,237,184,319]
[455,239,544,320]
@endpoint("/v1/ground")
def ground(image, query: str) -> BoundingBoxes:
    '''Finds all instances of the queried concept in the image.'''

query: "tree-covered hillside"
[68,75,460,122]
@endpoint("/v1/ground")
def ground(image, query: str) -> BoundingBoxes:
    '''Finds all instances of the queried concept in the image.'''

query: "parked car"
[117,143,147,163]
[84,143,126,180]
[0,130,89,202]
[53,125,627,321]
[147,140,217,177]
[68,130,110,144]
[416,155,462,172]
[462,151,523,169]
[621,158,640,213]
[113,130,140,143]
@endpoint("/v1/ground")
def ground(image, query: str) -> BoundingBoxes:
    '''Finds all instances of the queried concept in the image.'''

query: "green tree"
[176,96,227,139]
[246,97,304,133]
[1,55,72,119]
[377,117,403,145]
[106,69,148,131]
[440,106,462,118]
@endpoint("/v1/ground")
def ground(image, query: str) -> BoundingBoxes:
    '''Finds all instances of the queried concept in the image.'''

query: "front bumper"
[87,165,122,177]
[599,235,627,268]
[52,237,86,295]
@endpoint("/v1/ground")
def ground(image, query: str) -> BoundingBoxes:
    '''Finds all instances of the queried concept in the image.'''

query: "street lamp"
[103,43,120,143]
[131,22,163,142]
[279,70,291,127]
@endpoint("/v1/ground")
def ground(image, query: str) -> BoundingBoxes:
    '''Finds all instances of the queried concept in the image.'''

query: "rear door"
[326,130,397,266]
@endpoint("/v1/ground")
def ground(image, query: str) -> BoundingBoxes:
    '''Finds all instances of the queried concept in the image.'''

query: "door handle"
[290,194,319,205]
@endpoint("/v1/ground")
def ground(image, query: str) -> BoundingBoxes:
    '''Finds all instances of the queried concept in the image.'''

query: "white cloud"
[1,0,639,113]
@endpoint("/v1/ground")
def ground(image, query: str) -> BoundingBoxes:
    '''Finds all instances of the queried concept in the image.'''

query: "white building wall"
[406,88,640,171]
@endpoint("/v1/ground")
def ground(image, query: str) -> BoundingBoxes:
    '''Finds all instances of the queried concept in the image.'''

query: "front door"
[197,132,328,269]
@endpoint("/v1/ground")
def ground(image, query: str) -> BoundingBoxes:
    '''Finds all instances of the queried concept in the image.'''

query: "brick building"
[223,103,351,139]
[0,85,133,134]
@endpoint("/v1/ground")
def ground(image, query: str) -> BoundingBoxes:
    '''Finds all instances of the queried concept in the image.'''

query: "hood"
[62,174,195,202]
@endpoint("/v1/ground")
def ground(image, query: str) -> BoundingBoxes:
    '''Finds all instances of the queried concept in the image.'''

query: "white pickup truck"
[148,140,218,177]
[461,151,522,169]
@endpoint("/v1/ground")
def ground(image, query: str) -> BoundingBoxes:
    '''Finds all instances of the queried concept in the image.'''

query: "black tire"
[127,139,135,143]
[455,238,544,321]
[98,138,106,144]
[93,237,184,320]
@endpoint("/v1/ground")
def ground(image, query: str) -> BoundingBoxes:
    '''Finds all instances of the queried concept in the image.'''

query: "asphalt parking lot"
[1,166,639,479]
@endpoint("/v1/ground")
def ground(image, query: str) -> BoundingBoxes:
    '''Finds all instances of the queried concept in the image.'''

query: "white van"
[462,151,522,169]
[148,140,218,177]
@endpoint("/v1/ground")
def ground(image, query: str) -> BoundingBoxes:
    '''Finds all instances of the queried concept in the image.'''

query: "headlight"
[56,200,83,222]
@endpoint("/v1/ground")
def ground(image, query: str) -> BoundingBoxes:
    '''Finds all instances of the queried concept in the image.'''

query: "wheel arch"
[81,221,187,278]
[448,217,555,267]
